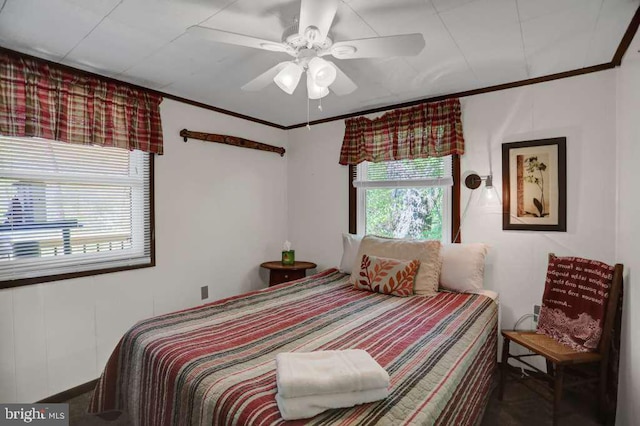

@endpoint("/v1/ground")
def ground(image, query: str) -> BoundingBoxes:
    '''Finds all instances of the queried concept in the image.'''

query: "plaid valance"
[0,52,163,155]
[339,98,464,165]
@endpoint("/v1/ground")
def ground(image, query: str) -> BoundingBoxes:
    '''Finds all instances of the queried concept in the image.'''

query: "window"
[0,136,154,288]
[351,156,459,242]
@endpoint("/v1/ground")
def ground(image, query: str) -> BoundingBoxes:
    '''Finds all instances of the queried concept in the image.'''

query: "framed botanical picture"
[501,137,567,231]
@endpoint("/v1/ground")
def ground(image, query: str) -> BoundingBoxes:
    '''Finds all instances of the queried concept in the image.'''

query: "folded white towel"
[276,349,389,398]
[275,387,389,420]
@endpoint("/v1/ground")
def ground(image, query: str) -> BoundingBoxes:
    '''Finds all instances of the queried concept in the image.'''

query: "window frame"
[0,150,156,290]
[348,154,461,242]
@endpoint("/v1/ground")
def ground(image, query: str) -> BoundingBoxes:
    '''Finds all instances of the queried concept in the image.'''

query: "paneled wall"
[0,99,289,402]
[1,55,638,425]
[287,69,617,344]
[614,30,640,426]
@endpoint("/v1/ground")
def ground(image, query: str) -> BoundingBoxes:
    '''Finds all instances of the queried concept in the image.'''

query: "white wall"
[461,71,618,331]
[0,99,288,403]
[287,122,349,269]
[0,58,632,415]
[288,70,618,336]
[615,31,640,426]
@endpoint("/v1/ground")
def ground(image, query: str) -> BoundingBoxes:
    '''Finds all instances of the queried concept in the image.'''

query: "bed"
[89,268,498,425]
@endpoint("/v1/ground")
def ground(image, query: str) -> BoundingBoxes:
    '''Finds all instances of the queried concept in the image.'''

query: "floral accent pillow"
[354,254,420,297]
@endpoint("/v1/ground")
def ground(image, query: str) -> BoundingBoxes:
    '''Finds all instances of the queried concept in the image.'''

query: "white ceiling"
[0,0,638,127]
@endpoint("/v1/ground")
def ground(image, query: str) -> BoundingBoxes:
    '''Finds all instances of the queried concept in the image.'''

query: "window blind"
[0,136,152,283]
[353,156,453,188]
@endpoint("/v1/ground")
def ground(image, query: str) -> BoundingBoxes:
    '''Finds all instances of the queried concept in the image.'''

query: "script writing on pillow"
[537,256,615,352]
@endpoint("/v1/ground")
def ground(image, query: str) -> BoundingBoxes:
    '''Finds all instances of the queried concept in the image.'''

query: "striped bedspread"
[89,269,497,425]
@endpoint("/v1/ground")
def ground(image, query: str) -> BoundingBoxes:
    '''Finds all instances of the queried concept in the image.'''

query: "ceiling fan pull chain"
[306,96,311,130]
[318,97,323,111]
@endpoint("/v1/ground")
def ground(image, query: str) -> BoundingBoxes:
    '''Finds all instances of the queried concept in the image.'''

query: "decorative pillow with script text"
[354,254,420,297]
[537,255,615,352]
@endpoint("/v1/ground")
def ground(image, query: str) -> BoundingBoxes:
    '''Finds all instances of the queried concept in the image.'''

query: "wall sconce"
[464,172,501,207]
[453,171,502,242]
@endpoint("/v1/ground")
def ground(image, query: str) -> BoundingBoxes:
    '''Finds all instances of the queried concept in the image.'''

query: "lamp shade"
[478,185,501,207]
[478,175,501,207]
[274,62,303,95]
[307,73,329,99]
[307,57,337,88]
[462,171,501,207]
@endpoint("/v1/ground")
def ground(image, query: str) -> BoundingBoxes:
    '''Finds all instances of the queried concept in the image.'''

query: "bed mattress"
[89,268,497,425]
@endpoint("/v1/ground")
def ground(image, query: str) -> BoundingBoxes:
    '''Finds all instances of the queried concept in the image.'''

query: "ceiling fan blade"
[298,0,339,42]
[327,62,357,96]
[330,33,425,59]
[241,62,290,91]
[186,26,292,54]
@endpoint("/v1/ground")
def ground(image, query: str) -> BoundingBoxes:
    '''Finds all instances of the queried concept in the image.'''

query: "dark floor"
[67,378,603,426]
[480,378,602,426]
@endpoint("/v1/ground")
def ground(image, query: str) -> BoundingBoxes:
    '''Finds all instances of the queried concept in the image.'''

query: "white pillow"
[439,243,489,292]
[339,233,362,274]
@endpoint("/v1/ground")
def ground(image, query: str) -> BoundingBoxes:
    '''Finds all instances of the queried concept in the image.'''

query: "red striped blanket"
[89,269,497,425]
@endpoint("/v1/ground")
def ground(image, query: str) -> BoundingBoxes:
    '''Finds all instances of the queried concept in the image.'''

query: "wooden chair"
[498,257,624,426]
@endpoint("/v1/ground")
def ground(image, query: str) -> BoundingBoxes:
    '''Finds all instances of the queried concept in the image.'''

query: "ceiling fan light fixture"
[307,73,329,99]
[274,62,303,95]
[307,57,337,87]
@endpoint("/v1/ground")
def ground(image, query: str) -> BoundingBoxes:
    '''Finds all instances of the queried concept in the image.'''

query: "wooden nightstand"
[260,261,317,286]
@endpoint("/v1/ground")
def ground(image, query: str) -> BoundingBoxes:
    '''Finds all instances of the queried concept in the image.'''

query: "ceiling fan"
[186,0,426,100]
